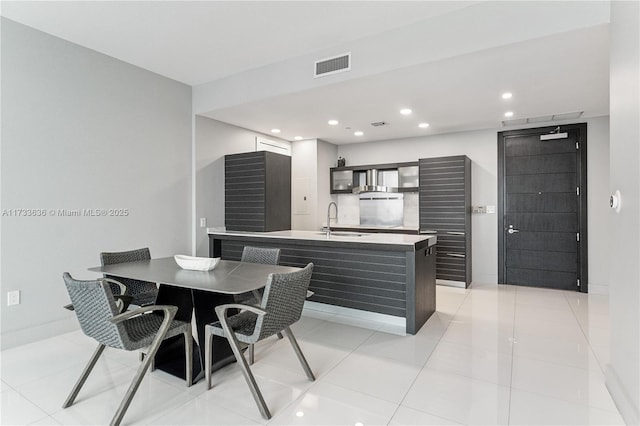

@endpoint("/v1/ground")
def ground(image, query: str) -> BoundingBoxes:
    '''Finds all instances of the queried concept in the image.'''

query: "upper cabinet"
[330,161,419,194]
[398,165,419,190]
[225,151,291,232]
[330,169,354,193]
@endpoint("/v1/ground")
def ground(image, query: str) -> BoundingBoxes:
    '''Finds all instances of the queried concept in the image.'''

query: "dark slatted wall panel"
[225,152,266,232]
[419,156,471,285]
[221,240,407,317]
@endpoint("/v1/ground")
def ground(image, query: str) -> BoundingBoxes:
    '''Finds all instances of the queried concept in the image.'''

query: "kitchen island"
[208,229,437,334]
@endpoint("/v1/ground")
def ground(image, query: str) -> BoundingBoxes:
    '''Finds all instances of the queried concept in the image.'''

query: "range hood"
[352,169,398,194]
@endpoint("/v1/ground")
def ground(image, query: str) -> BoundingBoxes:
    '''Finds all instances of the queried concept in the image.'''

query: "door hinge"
[576,142,579,150]
[576,233,580,242]
[576,187,580,196]
[577,278,581,287]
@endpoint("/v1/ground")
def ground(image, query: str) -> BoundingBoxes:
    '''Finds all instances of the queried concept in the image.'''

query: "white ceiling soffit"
[202,25,609,144]
[0,1,476,86]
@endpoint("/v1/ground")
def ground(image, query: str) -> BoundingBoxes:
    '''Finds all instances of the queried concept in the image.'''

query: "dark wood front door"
[498,124,588,292]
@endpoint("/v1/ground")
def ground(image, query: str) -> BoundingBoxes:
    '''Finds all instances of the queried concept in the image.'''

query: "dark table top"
[89,257,300,294]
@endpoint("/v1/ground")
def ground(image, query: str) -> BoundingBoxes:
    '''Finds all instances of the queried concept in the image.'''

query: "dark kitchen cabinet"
[330,161,419,194]
[419,155,472,287]
[225,151,291,232]
[330,169,354,193]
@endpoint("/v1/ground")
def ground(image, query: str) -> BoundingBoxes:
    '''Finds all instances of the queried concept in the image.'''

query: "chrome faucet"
[326,202,338,237]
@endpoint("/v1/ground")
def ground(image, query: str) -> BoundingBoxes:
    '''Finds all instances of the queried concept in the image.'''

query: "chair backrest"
[255,263,313,341]
[62,273,126,349]
[241,246,281,265]
[100,248,156,296]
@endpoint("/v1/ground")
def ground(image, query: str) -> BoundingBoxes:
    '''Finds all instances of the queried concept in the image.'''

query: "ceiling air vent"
[314,53,351,78]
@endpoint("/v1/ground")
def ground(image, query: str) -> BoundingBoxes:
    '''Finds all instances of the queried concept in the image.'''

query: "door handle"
[508,225,519,234]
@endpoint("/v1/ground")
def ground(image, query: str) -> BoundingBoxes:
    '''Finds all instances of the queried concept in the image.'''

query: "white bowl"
[174,255,220,271]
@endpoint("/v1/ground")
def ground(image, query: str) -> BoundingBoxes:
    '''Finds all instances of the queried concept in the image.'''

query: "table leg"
[153,285,236,383]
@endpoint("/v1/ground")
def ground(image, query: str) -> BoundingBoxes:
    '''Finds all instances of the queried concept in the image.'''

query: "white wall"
[290,139,338,231]
[606,1,640,423]
[337,116,610,288]
[0,19,193,349]
[317,140,338,229]
[194,116,290,255]
[586,118,611,294]
[291,139,319,231]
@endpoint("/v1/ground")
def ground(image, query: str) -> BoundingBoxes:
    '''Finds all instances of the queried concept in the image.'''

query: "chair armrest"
[100,277,128,295]
[114,294,134,313]
[214,303,266,320]
[110,304,178,325]
[64,294,132,313]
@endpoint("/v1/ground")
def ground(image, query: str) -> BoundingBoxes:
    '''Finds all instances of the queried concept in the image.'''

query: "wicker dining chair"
[238,246,314,364]
[62,272,192,426]
[100,248,158,307]
[238,246,281,304]
[204,263,315,420]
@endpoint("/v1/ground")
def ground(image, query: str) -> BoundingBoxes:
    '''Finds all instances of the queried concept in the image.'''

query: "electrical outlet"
[7,290,20,306]
[199,218,207,228]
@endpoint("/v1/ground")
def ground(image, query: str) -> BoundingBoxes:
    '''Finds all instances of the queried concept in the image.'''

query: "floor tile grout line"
[507,285,520,425]
[265,317,374,423]
[562,290,610,376]
[389,286,471,425]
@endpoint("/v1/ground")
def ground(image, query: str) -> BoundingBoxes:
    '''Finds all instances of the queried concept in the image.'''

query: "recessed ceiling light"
[354,131,364,136]
[294,136,303,141]
[418,122,430,128]
[502,92,513,99]
[504,111,514,117]
[400,108,413,115]
[328,119,339,125]
[271,128,281,133]
[296,411,304,417]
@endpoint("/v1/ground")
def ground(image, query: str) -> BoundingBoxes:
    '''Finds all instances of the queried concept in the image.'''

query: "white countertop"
[208,229,435,247]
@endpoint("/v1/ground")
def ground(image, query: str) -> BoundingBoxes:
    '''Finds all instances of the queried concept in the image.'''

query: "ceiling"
[203,25,609,144]
[2,1,610,145]
[1,1,475,85]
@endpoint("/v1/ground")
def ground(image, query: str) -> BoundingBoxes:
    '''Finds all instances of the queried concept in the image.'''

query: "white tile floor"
[0,284,625,425]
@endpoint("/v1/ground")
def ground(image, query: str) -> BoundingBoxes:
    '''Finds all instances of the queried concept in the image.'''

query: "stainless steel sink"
[315,231,367,237]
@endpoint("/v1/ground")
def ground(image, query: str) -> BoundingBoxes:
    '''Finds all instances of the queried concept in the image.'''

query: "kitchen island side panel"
[406,244,437,334]
[209,233,436,333]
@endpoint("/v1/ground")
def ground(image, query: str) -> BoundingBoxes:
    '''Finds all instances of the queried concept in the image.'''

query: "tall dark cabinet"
[225,151,291,232]
[419,155,472,287]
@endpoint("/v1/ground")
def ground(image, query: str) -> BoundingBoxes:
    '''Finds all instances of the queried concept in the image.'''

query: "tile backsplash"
[336,194,359,225]
[403,192,419,228]
[335,192,419,227]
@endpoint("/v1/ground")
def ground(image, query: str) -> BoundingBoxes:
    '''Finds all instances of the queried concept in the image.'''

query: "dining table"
[88,256,301,383]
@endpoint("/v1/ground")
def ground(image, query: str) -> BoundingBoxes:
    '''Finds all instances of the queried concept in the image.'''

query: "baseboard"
[0,317,78,350]
[436,279,466,288]
[588,283,609,295]
[606,365,640,425]
[303,301,405,327]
